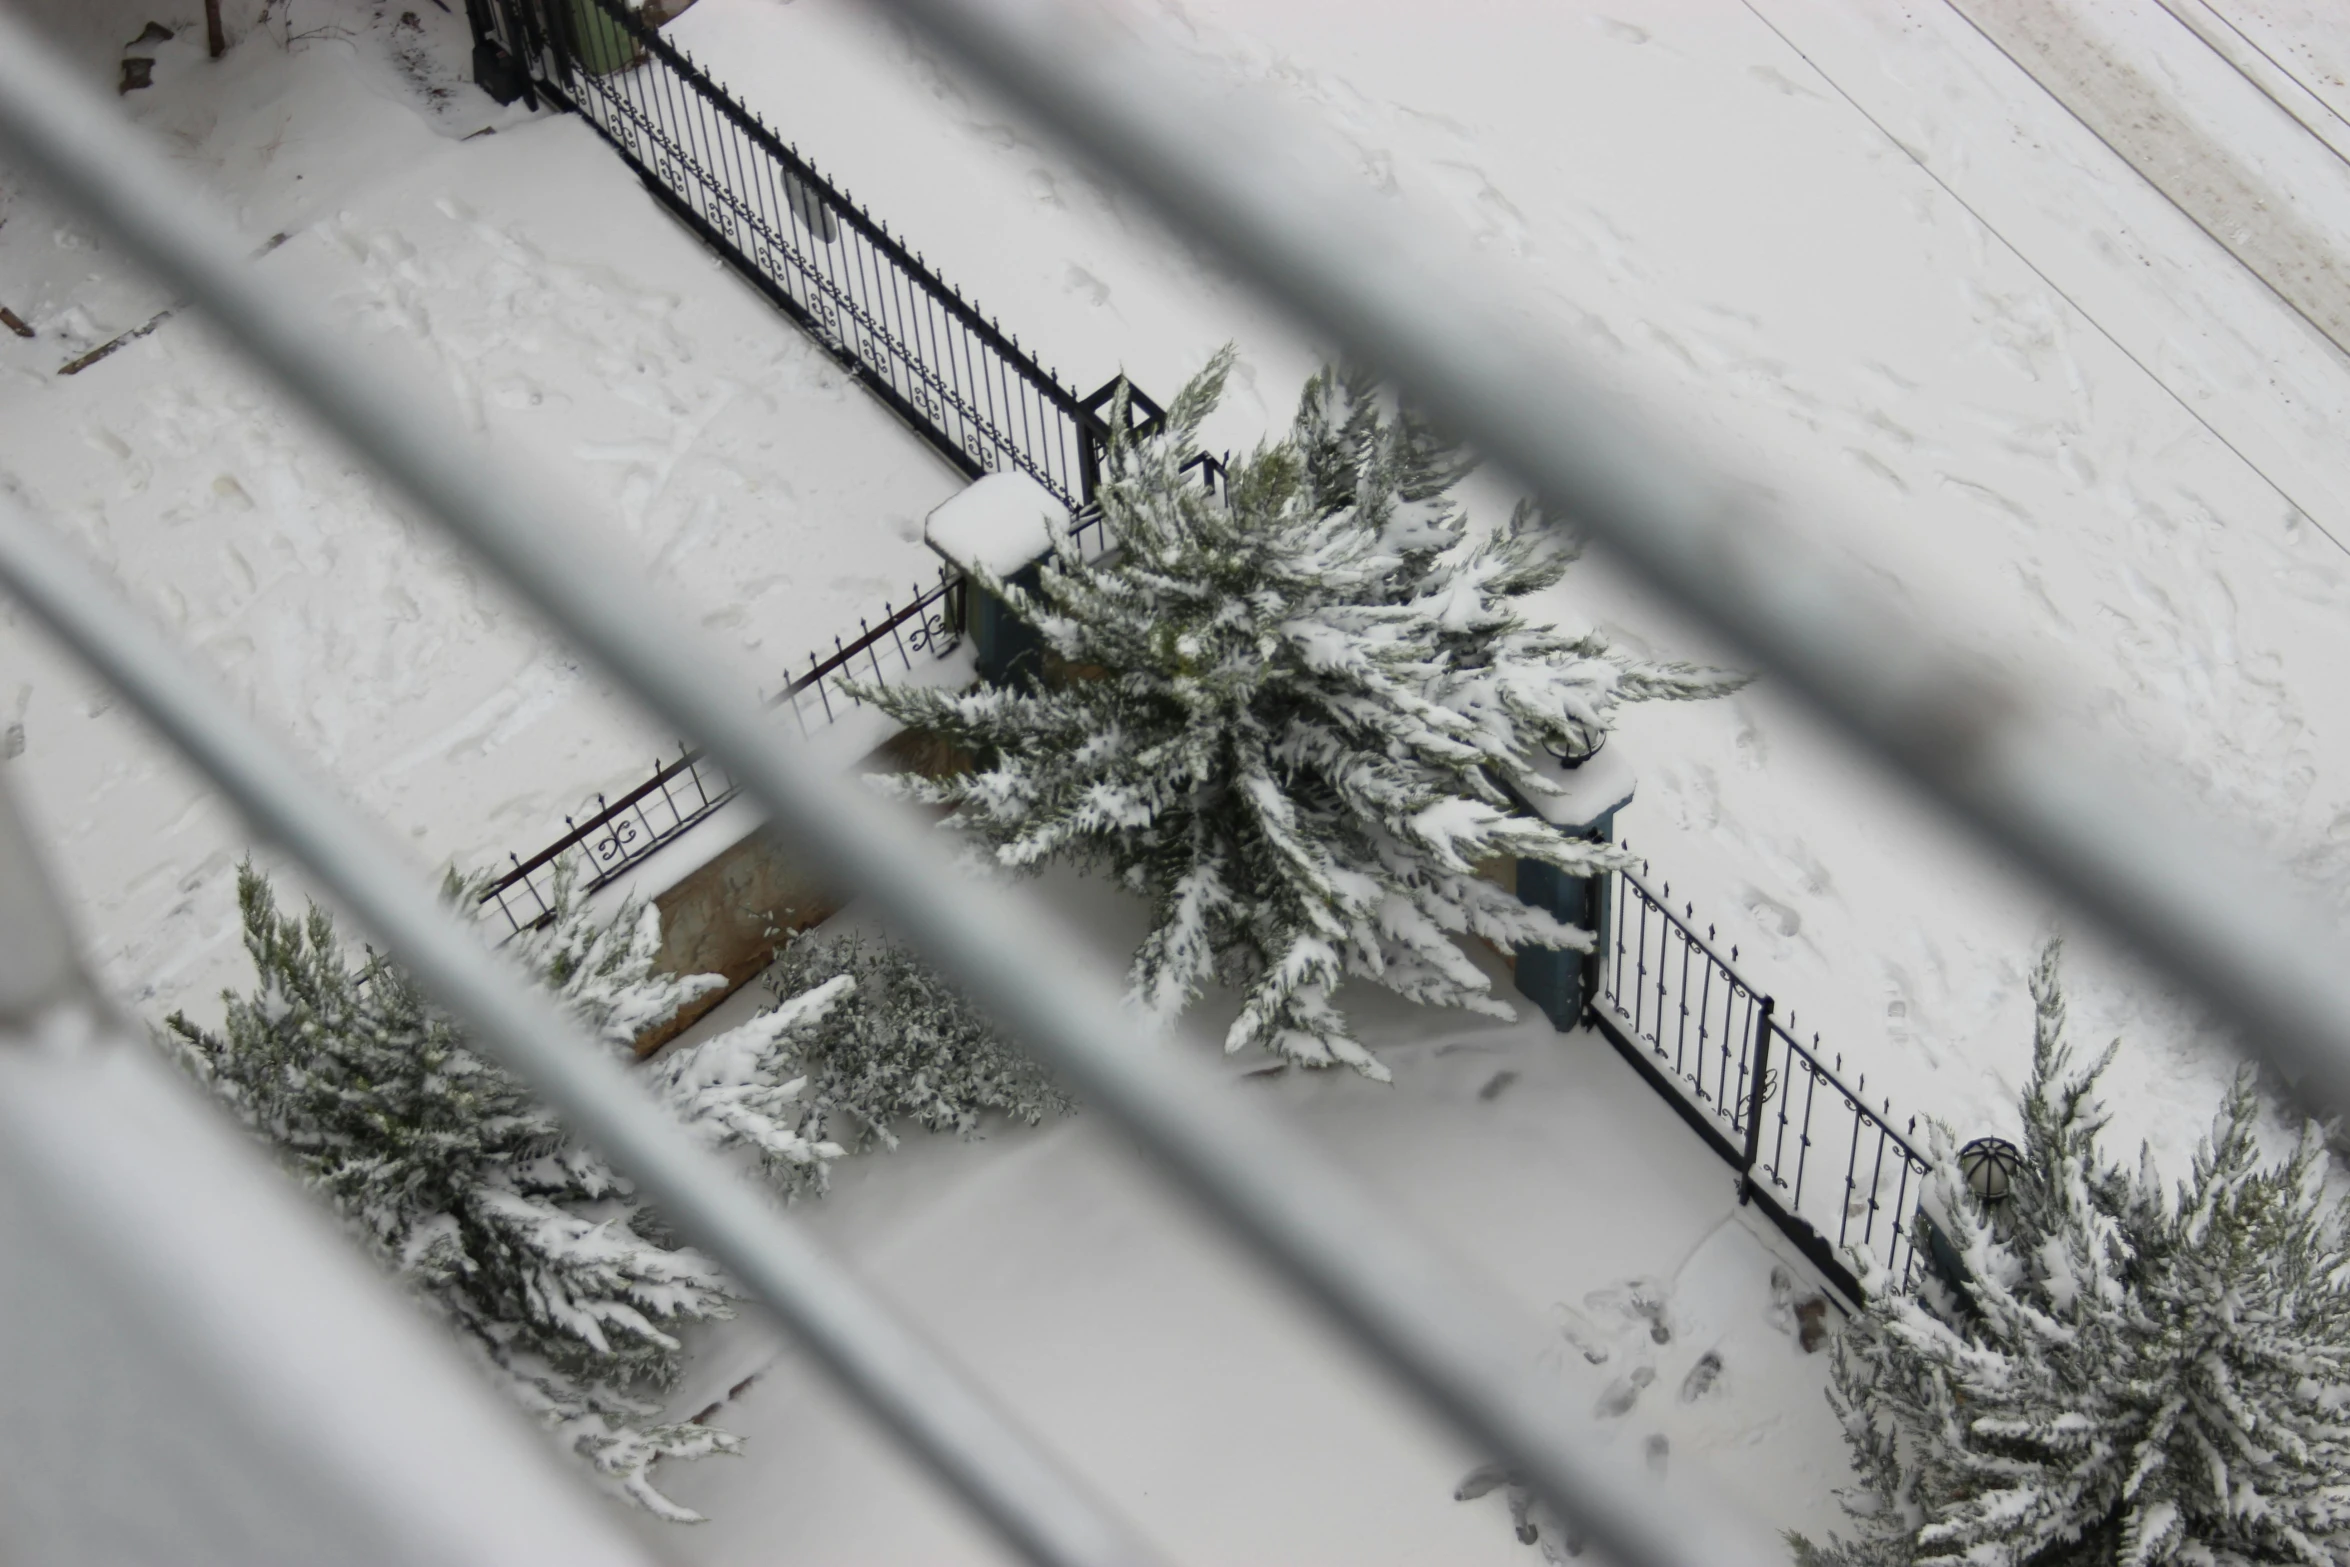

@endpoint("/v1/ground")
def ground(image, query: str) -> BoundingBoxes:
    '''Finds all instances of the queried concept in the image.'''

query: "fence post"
[1738,994,1775,1205]
[1075,404,1106,504]
[1509,742,1636,1029]
[923,473,1065,686]
[464,0,529,106]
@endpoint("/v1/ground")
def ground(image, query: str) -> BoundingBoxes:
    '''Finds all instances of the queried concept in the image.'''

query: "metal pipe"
[0,504,1159,1567]
[0,789,660,1567]
[861,0,2350,1129]
[0,19,1768,1567]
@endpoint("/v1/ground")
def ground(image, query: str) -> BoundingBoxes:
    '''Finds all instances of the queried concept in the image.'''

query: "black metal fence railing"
[772,565,963,738]
[1590,855,1930,1305]
[470,435,1220,940]
[480,743,736,933]
[454,0,1245,936]
[478,567,964,936]
[472,0,1106,508]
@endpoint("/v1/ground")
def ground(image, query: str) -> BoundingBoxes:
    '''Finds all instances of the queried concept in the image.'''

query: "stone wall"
[633,726,971,1055]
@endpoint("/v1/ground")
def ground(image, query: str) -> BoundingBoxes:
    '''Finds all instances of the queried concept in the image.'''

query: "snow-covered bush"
[862,352,1741,1078]
[1795,942,2350,1567]
[765,927,1072,1160]
[164,864,849,1521]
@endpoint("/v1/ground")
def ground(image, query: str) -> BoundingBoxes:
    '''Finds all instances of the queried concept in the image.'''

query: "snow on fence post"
[1509,741,1637,1030]
[923,472,1066,686]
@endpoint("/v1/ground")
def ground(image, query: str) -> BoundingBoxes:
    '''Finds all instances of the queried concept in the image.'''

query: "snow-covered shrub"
[861,351,1741,1077]
[164,864,849,1521]
[765,928,1072,1160]
[1794,942,2350,1567]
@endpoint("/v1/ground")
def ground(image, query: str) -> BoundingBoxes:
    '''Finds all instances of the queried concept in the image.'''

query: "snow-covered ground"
[17,0,2350,1558]
[651,885,1853,1565]
[661,0,2350,1174]
[622,0,2350,1546]
[29,0,2346,1157]
[2184,2,2350,128]
[1,0,960,1022]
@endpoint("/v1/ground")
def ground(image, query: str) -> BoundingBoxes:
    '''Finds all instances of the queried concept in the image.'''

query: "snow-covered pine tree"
[1795,942,2350,1567]
[164,864,850,1521]
[861,350,1741,1077]
[766,928,1073,1159]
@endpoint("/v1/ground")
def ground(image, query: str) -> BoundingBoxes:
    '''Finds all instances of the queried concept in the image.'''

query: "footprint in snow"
[1748,63,1829,101]
[1769,1263,1833,1352]
[1733,711,1769,771]
[1742,887,1801,939]
[1551,1302,1609,1365]
[1594,1365,1653,1419]
[1679,1349,1723,1403]
[1585,1276,1673,1344]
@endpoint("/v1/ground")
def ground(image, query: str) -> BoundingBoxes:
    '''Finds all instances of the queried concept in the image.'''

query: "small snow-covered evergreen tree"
[1796,943,2350,1567]
[165,865,849,1520]
[767,928,1073,1159]
[864,351,1741,1077]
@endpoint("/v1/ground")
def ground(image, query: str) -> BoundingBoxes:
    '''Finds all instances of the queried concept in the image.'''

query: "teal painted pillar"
[967,559,1048,686]
[924,473,1067,688]
[1510,743,1636,1030]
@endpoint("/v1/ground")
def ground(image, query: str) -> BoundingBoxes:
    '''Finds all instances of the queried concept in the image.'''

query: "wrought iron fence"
[471,0,1105,507]
[456,0,1242,929]
[477,743,730,932]
[478,567,963,935]
[772,564,963,737]
[1591,853,1930,1304]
